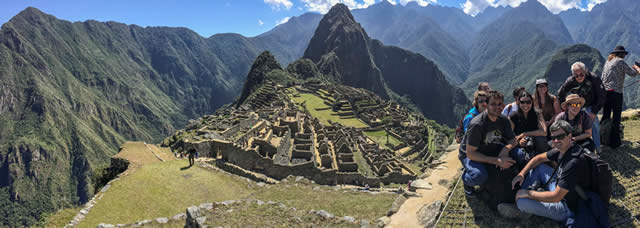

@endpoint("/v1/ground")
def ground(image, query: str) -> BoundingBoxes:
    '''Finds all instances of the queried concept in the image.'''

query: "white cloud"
[398,0,437,7]
[537,0,582,13]
[462,0,605,16]
[300,0,378,13]
[258,20,265,26]
[264,0,293,10]
[276,17,291,26]
[462,0,493,16]
[386,0,397,4]
[587,0,607,11]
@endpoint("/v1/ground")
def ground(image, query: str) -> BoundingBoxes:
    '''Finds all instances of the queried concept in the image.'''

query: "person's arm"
[573,128,592,142]
[517,186,569,203]
[509,118,515,131]
[557,82,568,106]
[466,144,515,169]
[463,114,472,132]
[553,96,562,115]
[512,152,551,189]
[622,61,640,77]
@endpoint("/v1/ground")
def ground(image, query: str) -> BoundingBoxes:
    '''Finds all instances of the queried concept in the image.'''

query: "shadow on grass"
[180,165,192,171]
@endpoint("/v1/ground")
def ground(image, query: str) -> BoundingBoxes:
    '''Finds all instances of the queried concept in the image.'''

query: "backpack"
[599,118,625,146]
[579,151,613,208]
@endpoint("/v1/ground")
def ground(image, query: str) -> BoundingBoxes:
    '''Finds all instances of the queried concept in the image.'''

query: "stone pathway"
[387,144,462,228]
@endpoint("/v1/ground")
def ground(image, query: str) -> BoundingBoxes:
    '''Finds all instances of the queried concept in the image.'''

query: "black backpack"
[579,151,613,208]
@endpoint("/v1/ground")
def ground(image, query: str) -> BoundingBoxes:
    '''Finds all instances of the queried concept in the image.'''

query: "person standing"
[557,62,605,152]
[600,46,640,148]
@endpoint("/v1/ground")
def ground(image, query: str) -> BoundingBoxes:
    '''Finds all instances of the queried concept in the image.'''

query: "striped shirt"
[601,57,638,93]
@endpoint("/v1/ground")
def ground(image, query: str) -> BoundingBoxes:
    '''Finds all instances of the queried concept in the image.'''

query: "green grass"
[353,150,375,177]
[42,207,82,228]
[363,130,402,149]
[201,199,358,227]
[77,159,254,227]
[253,182,396,222]
[291,93,368,128]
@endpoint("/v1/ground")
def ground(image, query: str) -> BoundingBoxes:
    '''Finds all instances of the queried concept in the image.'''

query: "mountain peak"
[518,0,548,12]
[323,3,355,24]
[7,7,50,26]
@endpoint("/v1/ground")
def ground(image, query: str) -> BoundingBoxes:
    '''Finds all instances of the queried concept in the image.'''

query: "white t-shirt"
[502,102,518,117]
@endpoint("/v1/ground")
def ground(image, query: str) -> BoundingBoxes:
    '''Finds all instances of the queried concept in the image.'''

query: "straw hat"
[561,94,585,110]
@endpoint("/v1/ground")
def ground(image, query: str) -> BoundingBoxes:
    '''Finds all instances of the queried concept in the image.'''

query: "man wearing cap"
[557,62,605,152]
[600,46,640,148]
[554,94,595,152]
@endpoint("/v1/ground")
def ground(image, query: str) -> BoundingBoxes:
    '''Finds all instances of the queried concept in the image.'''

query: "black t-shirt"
[546,145,590,210]
[509,109,540,136]
[466,112,515,157]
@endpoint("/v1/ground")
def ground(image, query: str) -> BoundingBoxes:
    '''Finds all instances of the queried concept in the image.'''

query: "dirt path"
[388,144,462,228]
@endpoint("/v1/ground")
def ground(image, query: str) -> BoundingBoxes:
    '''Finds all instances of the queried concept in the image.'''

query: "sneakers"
[464,185,476,198]
[498,203,531,219]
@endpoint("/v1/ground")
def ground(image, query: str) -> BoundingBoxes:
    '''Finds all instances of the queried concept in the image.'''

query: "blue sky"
[0,0,605,38]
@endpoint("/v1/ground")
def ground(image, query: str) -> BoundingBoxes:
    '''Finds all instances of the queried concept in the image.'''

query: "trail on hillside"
[388,144,462,228]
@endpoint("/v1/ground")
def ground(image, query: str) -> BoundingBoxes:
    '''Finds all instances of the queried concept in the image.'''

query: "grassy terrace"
[363,130,402,149]
[436,118,640,227]
[290,92,368,128]
[48,142,396,227]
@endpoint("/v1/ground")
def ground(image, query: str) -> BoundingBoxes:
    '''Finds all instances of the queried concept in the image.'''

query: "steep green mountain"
[0,7,269,226]
[303,3,387,97]
[543,44,606,93]
[352,2,471,83]
[557,8,587,41]
[304,4,469,126]
[236,51,284,106]
[560,0,640,61]
[464,0,573,96]
[252,13,322,66]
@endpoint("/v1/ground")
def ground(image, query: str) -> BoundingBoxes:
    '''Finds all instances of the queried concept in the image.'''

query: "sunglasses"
[568,103,582,108]
[478,98,488,104]
[550,133,568,141]
[519,100,532,104]
[574,73,585,78]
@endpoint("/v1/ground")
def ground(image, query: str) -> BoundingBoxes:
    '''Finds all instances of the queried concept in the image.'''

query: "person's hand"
[512,174,524,190]
[496,157,516,169]
[633,64,640,73]
[588,112,596,121]
[519,137,528,147]
[516,189,530,200]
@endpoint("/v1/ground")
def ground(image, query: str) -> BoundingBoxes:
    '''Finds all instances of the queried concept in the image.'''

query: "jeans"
[459,147,526,187]
[601,91,623,147]
[516,164,572,221]
[585,106,600,150]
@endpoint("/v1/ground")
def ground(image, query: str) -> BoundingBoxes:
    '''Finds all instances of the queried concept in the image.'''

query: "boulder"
[417,200,442,228]
[409,179,432,191]
[376,216,390,228]
[387,195,407,216]
[155,217,169,224]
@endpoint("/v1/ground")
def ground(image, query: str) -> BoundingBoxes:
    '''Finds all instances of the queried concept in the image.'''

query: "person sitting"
[555,94,595,152]
[533,78,561,127]
[463,90,488,132]
[478,82,491,92]
[509,91,548,157]
[459,90,526,197]
[502,87,526,117]
[510,120,591,222]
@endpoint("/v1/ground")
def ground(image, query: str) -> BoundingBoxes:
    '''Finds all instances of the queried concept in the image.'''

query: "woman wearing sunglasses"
[554,94,595,152]
[509,91,548,156]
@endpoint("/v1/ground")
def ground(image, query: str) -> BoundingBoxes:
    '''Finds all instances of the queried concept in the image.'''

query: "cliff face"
[303,4,387,97]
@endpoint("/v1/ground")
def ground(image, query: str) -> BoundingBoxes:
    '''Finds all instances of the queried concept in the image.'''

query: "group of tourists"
[457,46,640,226]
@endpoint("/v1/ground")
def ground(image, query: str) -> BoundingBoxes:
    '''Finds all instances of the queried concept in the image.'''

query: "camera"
[527,180,546,192]
[524,136,535,153]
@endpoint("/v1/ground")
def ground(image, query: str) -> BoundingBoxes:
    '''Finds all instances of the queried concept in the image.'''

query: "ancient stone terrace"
[164,82,449,187]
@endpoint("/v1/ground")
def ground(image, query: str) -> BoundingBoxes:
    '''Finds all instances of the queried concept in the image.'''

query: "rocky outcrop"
[236,51,283,106]
[303,3,387,97]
